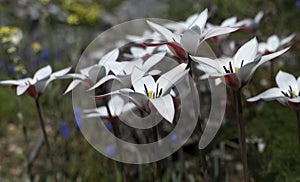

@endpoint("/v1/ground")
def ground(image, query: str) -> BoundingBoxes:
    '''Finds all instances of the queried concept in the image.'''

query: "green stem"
[34,98,57,182]
[153,126,162,182]
[187,59,209,181]
[296,109,300,152]
[200,129,209,182]
[234,89,249,182]
[105,103,127,182]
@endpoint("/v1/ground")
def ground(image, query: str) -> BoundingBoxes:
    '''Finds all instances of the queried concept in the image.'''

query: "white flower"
[64,49,121,94]
[164,9,209,33]
[86,52,166,91]
[0,65,71,98]
[84,95,134,119]
[206,16,239,41]
[247,71,300,109]
[191,37,290,89]
[95,63,189,123]
[236,11,264,30]
[146,11,238,56]
[258,33,295,54]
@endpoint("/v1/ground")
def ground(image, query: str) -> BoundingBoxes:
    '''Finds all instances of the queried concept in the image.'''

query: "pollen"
[148,90,154,99]
[292,91,297,98]
[234,67,239,73]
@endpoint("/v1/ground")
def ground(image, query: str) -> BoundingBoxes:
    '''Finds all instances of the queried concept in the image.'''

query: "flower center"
[281,85,299,98]
[144,84,163,99]
[223,60,244,74]
[148,90,154,99]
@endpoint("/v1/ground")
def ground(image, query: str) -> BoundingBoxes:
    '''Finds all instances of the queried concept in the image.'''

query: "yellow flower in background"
[0,26,22,45]
[32,42,42,53]
[67,14,79,25]
[62,0,101,25]
[14,64,27,75]
[39,0,50,5]
[7,47,16,54]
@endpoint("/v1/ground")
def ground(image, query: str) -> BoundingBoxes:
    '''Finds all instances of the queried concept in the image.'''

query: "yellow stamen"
[148,90,153,99]
[234,67,239,73]
[292,91,297,98]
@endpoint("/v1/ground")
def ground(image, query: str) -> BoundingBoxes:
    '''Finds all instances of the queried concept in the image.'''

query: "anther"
[229,62,234,73]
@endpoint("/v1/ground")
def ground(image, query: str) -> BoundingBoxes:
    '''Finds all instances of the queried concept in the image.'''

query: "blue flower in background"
[105,122,113,131]
[295,0,300,8]
[7,65,14,74]
[61,121,71,140]
[105,144,116,158]
[41,48,50,61]
[171,133,178,144]
[74,107,83,131]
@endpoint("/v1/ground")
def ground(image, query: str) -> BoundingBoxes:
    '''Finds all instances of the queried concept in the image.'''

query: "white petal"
[94,88,133,99]
[133,75,156,94]
[253,47,290,71]
[233,37,258,67]
[221,16,237,27]
[108,95,125,116]
[203,27,239,40]
[87,75,122,91]
[141,52,166,71]
[34,80,47,93]
[105,61,125,75]
[185,14,199,27]
[17,85,30,95]
[235,19,252,27]
[247,87,283,102]
[191,8,208,31]
[180,29,200,54]
[80,65,96,76]
[45,67,72,87]
[196,63,219,75]
[33,65,52,81]
[289,97,300,103]
[258,42,267,54]
[131,67,146,87]
[191,56,224,73]
[237,61,258,84]
[98,48,119,64]
[276,70,298,92]
[267,35,280,52]
[280,33,296,46]
[130,47,146,57]
[148,70,162,75]
[64,79,82,95]
[88,65,105,82]
[51,67,72,77]
[146,20,175,42]
[0,80,22,85]
[60,73,85,80]
[150,95,174,123]
[164,22,187,32]
[84,106,109,118]
[157,63,187,93]
[120,91,149,110]
[121,59,143,75]
[254,11,264,24]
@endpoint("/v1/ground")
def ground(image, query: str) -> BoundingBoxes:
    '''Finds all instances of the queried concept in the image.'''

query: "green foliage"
[247,102,300,180]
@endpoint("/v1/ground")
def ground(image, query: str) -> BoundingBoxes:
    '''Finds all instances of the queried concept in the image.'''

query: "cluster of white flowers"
[0,8,295,132]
